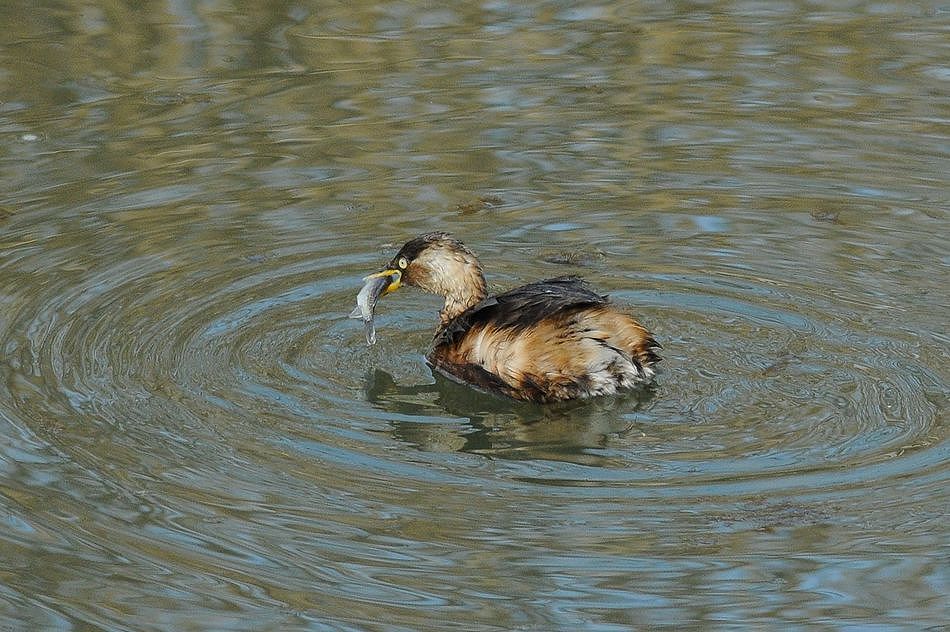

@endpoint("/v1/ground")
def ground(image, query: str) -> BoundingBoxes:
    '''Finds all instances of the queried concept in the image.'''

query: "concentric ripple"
[2,206,945,496]
[2,196,947,630]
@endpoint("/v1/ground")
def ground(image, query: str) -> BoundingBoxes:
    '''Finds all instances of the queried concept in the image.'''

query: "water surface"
[1,1,948,630]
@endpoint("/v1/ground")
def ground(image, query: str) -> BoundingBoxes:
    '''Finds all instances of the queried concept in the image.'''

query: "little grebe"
[352,232,660,403]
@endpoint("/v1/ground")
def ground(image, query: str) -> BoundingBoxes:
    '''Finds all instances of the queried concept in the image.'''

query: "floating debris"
[455,195,504,215]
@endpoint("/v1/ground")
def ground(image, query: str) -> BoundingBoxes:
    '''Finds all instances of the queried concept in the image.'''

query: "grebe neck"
[439,277,487,326]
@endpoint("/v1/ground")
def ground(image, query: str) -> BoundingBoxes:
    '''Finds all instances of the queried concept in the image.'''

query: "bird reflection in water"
[364,368,657,464]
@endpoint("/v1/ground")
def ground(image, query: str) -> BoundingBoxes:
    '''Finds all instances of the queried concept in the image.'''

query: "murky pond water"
[1,1,948,630]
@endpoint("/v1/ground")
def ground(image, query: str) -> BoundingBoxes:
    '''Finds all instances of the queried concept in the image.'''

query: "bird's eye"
[398,257,408,269]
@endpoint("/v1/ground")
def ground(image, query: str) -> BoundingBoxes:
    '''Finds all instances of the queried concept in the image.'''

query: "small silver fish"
[349,273,397,345]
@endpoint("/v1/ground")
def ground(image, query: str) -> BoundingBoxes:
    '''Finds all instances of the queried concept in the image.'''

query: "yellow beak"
[363,269,402,295]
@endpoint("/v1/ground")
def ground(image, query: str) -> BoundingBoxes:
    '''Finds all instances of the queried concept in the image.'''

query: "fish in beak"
[348,269,401,344]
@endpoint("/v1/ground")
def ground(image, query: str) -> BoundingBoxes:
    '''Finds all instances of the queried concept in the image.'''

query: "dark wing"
[437,276,607,345]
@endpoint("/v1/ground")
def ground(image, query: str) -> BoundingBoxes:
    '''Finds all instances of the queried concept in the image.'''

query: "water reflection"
[367,368,656,462]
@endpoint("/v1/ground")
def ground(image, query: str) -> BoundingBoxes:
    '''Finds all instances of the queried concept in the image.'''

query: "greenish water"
[1,2,947,630]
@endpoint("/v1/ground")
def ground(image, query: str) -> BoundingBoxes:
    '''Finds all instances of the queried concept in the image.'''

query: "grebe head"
[359,232,488,330]
[390,232,485,298]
